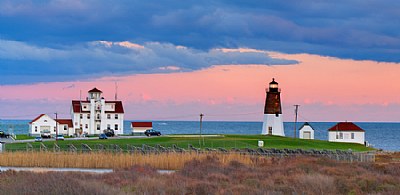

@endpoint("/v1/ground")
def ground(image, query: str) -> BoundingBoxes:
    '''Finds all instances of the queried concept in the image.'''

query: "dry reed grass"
[0,151,260,170]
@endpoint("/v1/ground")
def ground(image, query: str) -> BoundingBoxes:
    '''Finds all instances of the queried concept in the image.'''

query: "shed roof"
[131,122,153,127]
[299,122,314,130]
[56,119,73,127]
[328,122,365,132]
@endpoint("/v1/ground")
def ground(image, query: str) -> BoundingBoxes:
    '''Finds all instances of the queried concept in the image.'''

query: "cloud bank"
[0,40,296,84]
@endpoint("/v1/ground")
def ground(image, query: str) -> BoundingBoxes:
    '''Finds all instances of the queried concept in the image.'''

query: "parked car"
[99,134,108,139]
[41,131,51,138]
[104,129,115,137]
[144,129,161,137]
[0,131,10,138]
[55,134,65,141]
[34,136,43,142]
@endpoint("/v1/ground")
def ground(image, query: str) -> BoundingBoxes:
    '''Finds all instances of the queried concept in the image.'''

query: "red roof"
[131,122,153,127]
[328,122,365,132]
[71,100,90,113]
[88,87,102,93]
[71,100,124,113]
[105,101,124,113]
[29,114,46,124]
[56,119,73,127]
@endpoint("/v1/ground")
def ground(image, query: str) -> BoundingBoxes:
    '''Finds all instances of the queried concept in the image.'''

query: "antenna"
[115,82,118,100]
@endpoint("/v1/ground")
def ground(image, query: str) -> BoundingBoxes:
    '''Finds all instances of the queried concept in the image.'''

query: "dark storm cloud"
[0,0,399,84]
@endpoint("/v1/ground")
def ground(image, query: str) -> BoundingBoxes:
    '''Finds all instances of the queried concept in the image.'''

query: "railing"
[265,88,281,92]
[4,143,376,163]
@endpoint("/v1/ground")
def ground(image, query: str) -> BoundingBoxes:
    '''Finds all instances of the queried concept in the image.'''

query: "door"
[40,126,50,133]
[303,132,311,139]
[268,126,273,135]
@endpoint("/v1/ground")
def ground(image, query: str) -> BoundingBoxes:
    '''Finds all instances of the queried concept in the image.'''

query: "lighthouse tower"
[262,78,285,136]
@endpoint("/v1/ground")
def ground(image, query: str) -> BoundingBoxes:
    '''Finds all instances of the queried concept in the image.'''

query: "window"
[35,126,38,132]
[80,114,83,119]
[83,105,87,109]
[85,124,88,129]
[268,126,272,135]
[107,124,111,130]
[97,114,100,120]
[339,133,343,139]
[107,114,111,119]
[351,133,355,139]
[87,114,90,119]
[44,120,47,122]
[115,124,119,130]
[115,114,118,119]
[64,125,67,131]
[75,122,78,125]
[54,127,56,132]
[97,124,100,130]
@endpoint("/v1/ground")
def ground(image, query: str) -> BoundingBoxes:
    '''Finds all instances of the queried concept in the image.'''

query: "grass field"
[5,134,373,152]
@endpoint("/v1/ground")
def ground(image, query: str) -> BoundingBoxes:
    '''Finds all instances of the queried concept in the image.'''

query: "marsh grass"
[0,151,258,170]
[0,154,399,194]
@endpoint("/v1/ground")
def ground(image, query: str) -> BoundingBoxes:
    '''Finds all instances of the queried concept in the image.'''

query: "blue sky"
[1,0,400,84]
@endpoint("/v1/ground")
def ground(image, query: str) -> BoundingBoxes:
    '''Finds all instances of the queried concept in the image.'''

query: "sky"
[0,0,399,122]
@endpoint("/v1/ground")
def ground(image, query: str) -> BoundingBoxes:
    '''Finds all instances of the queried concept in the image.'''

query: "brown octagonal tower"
[261,78,285,136]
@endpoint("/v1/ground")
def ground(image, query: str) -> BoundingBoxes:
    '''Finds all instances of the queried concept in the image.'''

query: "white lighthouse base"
[261,114,285,136]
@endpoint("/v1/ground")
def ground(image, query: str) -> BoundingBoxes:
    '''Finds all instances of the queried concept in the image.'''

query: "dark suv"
[0,131,10,138]
[144,129,161,137]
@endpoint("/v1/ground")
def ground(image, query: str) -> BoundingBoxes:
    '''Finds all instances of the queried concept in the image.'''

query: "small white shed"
[299,122,314,139]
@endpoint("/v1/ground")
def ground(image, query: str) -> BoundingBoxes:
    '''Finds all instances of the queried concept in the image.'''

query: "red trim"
[71,100,124,113]
[29,114,46,124]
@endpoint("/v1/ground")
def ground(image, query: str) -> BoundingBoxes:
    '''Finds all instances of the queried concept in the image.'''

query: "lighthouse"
[262,78,285,136]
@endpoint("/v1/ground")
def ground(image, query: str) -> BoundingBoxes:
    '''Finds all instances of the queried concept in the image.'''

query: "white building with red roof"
[71,88,124,135]
[29,114,74,137]
[328,122,365,145]
[131,122,153,135]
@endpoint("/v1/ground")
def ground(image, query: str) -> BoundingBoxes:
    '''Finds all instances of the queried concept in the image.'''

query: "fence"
[6,143,376,163]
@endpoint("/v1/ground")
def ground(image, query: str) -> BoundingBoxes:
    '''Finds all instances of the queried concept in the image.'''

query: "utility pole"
[294,105,300,138]
[55,112,58,143]
[199,113,204,147]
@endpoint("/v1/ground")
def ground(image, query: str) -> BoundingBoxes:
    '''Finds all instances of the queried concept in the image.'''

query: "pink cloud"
[0,52,399,122]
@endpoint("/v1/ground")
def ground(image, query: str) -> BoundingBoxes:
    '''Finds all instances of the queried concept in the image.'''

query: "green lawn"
[14,135,35,140]
[5,135,373,152]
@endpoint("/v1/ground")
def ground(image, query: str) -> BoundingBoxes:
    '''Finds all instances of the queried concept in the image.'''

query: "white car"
[34,136,43,142]
[56,135,65,140]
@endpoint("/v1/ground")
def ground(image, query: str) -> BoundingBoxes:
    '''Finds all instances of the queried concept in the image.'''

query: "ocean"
[1,120,399,151]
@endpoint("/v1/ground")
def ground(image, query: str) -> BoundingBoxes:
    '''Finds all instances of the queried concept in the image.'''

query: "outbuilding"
[299,122,314,139]
[131,122,153,135]
[328,122,365,145]
[29,114,74,137]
